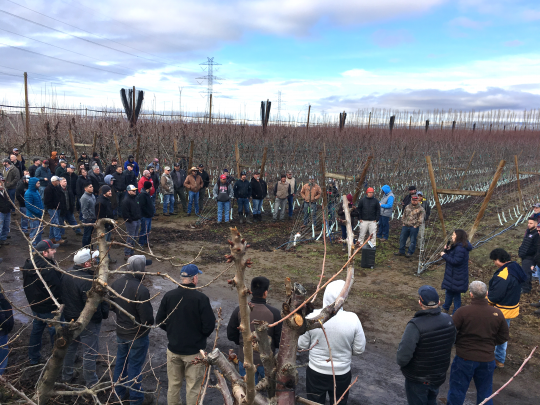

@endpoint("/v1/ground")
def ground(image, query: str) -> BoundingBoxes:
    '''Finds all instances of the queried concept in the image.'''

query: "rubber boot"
[239,215,244,224]
[245,213,252,224]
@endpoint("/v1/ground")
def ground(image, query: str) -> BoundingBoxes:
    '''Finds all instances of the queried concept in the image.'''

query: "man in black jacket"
[397,285,456,405]
[227,276,281,383]
[61,248,109,385]
[65,165,78,197]
[356,187,380,247]
[122,185,141,259]
[77,152,90,171]
[198,164,210,207]
[138,181,153,248]
[111,255,155,405]
[234,171,252,224]
[95,185,117,264]
[88,166,105,196]
[22,239,62,365]
[43,176,65,244]
[518,217,538,294]
[58,178,82,239]
[0,288,14,375]
[156,264,216,405]
[250,172,267,222]
[28,157,41,177]
[124,164,138,189]
[402,185,417,208]
[105,157,118,176]
[112,166,127,217]
[172,163,187,213]
[0,177,12,246]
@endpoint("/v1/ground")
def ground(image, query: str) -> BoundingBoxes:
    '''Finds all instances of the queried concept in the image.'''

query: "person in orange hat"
[49,151,59,174]
[356,186,380,247]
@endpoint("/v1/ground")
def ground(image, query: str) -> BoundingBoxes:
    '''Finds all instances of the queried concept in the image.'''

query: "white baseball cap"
[74,248,92,264]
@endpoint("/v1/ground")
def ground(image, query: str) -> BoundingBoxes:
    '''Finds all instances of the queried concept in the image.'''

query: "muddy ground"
[1,206,539,405]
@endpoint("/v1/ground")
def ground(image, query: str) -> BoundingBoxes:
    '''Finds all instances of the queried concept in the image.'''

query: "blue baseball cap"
[181,264,203,277]
[418,285,439,306]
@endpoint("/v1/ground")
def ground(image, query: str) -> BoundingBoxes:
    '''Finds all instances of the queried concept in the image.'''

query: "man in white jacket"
[298,280,366,404]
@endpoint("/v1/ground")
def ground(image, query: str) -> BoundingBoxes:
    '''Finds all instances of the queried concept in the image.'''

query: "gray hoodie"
[298,280,366,375]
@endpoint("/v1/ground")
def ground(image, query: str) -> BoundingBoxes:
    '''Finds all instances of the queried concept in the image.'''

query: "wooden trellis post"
[260,147,268,178]
[68,127,78,162]
[92,132,98,156]
[352,155,373,203]
[113,133,122,163]
[188,140,194,169]
[469,160,506,242]
[235,141,241,177]
[306,105,311,134]
[426,156,447,238]
[319,151,327,209]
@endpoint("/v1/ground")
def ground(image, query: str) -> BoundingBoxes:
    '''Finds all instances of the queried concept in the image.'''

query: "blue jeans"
[303,202,317,226]
[39,186,46,198]
[217,201,230,223]
[0,334,8,375]
[287,194,294,217]
[29,218,43,246]
[114,335,150,405]
[252,199,263,215]
[0,212,10,241]
[447,355,495,405]
[495,319,511,364]
[238,361,265,385]
[187,190,199,214]
[237,197,250,215]
[377,215,390,240]
[47,209,62,240]
[399,226,419,254]
[7,189,15,212]
[62,321,101,386]
[442,290,462,314]
[125,220,140,256]
[82,219,95,248]
[405,379,439,405]
[138,217,152,245]
[29,311,57,364]
[60,211,82,235]
[20,206,28,232]
[163,194,174,214]
[150,194,157,215]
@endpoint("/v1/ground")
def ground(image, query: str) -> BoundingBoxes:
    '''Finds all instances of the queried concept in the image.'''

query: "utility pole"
[24,72,30,154]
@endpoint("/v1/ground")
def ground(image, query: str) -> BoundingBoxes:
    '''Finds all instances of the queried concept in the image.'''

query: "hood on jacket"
[382,185,391,195]
[104,174,113,185]
[323,280,345,308]
[127,255,150,279]
[504,261,527,283]
[127,155,134,160]
[28,177,40,190]
[453,242,473,252]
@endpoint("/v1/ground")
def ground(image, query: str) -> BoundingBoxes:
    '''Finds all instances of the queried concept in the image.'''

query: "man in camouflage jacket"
[395,195,425,258]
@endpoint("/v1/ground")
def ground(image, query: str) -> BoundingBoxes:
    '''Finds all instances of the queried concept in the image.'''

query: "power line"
[196,57,223,100]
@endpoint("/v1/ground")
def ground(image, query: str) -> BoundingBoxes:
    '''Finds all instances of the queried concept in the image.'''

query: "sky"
[0,0,539,122]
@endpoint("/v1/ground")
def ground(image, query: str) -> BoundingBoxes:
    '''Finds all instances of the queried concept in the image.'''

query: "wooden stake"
[173,138,178,159]
[260,147,268,179]
[426,156,446,238]
[235,141,240,177]
[515,155,523,210]
[409,116,412,130]
[367,112,371,130]
[92,132,98,155]
[352,156,373,203]
[68,127,78,162]
[24,72,30,154]
[437,189,486,197]
[306,105,311,134]
[113,133,122,163]
[188,140,194,170]
[319,151,328,210]
[458,151,475,189]
[469,160,506,242]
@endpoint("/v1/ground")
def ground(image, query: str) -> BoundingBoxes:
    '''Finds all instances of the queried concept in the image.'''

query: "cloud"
[238,78,268,86]
[523,9,540,21]
[503,40,523,47]
[280,80,302,85]
[372,29,414,48]
[449,16,490,29]
[316,87,540,111]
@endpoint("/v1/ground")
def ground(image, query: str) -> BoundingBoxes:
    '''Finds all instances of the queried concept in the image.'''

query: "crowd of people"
[0,148,537,405]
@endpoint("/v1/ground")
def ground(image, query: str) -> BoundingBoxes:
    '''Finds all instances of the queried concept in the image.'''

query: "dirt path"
[2,212,539,404]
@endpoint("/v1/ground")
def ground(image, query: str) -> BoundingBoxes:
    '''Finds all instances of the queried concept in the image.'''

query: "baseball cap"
[366,187,374,193]
[12,148,19,152]
[154,158,159,162]
[417,191,424,196]
[35,239,59,251]
[220,174,227,180]
[309,175,314,179]
[418,285,439,306]
[60,152,66,155]
[43,160,49,165]
[126,184,137,191]
[69,165,75,169]
[174,162,180,167]
[223,168,229,173]
[51,176,60,182]
[164,166,171,171]
[533,203,540,208]
[253,171,260,175]
[412,196,419,201]
[190,166,198,171]
[74,248,92,264]
[198,164,204,168]
[59,159,66,163]
[409,185,417,191]
[241,170,247,175]
[181,264,203,277]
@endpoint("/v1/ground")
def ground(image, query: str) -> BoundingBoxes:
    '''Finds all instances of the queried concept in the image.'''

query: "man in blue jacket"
[35,160,52,198]
[124,155,140,178]
[378,185,394,241]
[24,177,44,247]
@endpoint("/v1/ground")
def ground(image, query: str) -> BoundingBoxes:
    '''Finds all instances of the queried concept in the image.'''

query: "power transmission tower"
[196,57,223,111]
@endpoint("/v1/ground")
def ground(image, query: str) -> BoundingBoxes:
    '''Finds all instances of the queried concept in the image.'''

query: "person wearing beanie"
[111,255,155,405]
[137,181,154,247]
[105,157,118,176]
[58,177,82,239]
[183,167,203,216]
[213,174,234,224]
[197,164,210,207]
[250,171,267,222]
[124,154,140,178]
[337,193,360,252]
[95,184,117,263]
[300,176,322,227]
[401,185,417,208]
[377,185,394,242]
[156,264,216,405]
[397,285,455,405]
[161,166,176,216]
[43,176,65,244]
[147,165,160,216]
[55,159,68,178]
[172,162,187,213]
[77,152,90,171]
[234,170,252,224]
[518,217,538,294]
[112,166,127,217]
[227,276,282,384]
[49,151,59,174]
[24,177,44,246]
[35,159,52,197]
[273,174,291,222]
[299,280,366,404]
[395,195,425,258]
[16,174,30,233]
[356,186,380,247]
[28,157,41,178]
[122,185,142,259]
[104,174,118,218]
[61,248,110,385]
